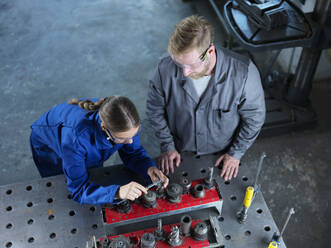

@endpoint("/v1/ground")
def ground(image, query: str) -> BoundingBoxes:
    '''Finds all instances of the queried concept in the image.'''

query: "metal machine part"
[141,191,157,208]
[103,179,222,236]
[154,219,166,241]
[98,219,210,248]
[237,198,250,223]
[155,186,166,199]
[180,215,192,236]
[193,222,208,241]
[180,177,192,194]
[222,0,313,49]
[203,167,214,189]
[192,184,206,198]
[108,236,131,248]
[209,216,223,245]
[140,233,156,248]
[100,238,110,247]
[166,183,183,203]
[233,0,289,31]
[116,199,132,214]
[167,226,182,247]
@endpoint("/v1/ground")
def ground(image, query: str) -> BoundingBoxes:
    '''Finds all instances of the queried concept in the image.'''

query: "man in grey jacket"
[146,15,265,181]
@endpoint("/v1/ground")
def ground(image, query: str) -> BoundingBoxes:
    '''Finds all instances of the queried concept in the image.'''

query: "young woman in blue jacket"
[30,96,168,205]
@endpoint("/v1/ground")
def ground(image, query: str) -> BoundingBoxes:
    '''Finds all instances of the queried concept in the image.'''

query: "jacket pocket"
[212,107,238,136]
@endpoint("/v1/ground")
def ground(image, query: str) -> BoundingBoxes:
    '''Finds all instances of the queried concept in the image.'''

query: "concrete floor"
[0,0,330,247]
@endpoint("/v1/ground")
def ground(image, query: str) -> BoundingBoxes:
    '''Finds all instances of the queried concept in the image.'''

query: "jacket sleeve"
[228,62,266,160]
[118,132,156,178]
[62,132,119,205]
[146,63,176,153]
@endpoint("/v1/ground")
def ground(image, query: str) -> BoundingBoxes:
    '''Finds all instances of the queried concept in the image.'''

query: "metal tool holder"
[0,152,286,248]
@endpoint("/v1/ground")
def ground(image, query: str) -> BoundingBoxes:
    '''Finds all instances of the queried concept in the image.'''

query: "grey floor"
[0,0,330,247]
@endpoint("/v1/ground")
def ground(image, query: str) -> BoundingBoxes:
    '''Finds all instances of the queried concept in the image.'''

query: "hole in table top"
[28,237,34,243]
[49,233,56,239]
[46,182,52,187]
[71,228,77,234]
[69,210,75,216]
[6,223,13,229]
[257,208,263,214]
[230,195,237,201]
[218,216,224,222]
[26,185,32,191]
[6,206,12,211]
[47,198,53,203]
[27,219,34,225]
[242,176,248,182]
[182,171,188,177]
[200,168,206,174]
[6,189,12,195]
[264,226,271,232]
[6,242,12,248]
[90,206,96,212]
[27,202,33,207]
[48,215,55,220]
[245,230,251,236]
[224,181,230,185]
[225,235,231,240]
[92,224,98,229]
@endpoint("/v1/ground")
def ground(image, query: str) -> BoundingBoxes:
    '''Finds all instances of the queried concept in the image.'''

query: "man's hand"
[148,166,169,188]
[158,150,181,175]
[118,182,147,201]
[215,153,240,181]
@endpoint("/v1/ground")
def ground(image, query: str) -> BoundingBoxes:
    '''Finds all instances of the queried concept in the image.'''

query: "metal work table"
[0,153,286,248]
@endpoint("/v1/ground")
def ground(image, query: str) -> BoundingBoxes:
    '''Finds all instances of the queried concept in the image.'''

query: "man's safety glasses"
[172,44,211,70]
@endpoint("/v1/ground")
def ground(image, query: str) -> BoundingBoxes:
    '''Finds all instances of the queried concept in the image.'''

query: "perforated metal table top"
[0,153,286,248]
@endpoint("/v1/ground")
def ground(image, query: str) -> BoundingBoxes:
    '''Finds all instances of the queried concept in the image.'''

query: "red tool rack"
[104,180,222,225]
[100,220,209,248]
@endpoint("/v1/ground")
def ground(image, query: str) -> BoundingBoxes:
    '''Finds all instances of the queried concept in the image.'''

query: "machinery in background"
[209,0,331,136]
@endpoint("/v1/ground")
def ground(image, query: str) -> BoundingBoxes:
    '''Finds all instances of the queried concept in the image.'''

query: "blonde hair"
[168,15,214,56]
[69,96,140,132]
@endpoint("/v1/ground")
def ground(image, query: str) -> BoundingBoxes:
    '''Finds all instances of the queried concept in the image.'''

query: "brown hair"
[168,15,214,56]
[69,96,140,132]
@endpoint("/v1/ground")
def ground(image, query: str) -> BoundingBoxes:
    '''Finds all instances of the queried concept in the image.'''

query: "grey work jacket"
[146,48,265,160]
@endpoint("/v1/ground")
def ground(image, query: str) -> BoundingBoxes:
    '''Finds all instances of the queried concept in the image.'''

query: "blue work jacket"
[30,100,156,205]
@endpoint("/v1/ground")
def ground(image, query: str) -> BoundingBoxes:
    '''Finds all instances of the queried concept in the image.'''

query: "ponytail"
[68,98,106,111]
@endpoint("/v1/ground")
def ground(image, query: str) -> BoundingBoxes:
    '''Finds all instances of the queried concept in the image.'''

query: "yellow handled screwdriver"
[237,152,266,223]
[267,208,295,248]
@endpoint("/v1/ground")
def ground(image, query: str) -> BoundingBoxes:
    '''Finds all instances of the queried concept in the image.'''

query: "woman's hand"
[147,166,169,188]
[118,182,147,201]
